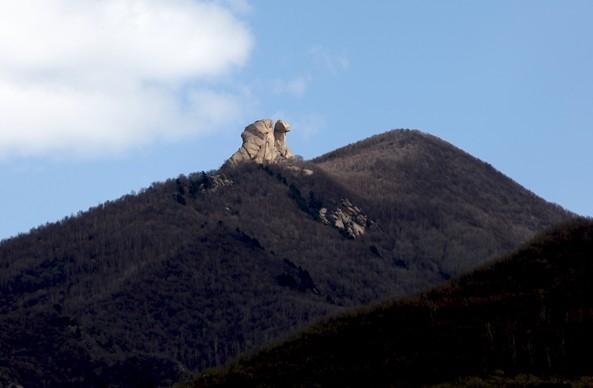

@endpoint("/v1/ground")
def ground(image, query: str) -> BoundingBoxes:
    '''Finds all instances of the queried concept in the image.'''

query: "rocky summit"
[227,119,295,166]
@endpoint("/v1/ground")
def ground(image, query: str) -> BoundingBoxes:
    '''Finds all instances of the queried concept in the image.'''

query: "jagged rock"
[195,173,233,193]
[227,119,295,166]
[319,199,370,239]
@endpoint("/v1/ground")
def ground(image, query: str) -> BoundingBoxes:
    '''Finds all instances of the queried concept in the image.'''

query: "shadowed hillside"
[192,219,593,387]
[0,130,572,387]
[314,130,569,274]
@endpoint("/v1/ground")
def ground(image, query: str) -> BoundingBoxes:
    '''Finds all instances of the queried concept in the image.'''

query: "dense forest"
[191,219,593,387]
[0,130,573,387]
[314,130,571,274]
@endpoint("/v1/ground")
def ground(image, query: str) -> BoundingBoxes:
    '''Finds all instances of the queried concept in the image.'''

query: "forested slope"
[193,220,593,387]
[314,130,570,274]
[0,130,572,387]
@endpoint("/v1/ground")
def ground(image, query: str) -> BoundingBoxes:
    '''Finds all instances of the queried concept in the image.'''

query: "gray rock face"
[198,173,233,193]
[227,119,295,166]
[319,199,370,239]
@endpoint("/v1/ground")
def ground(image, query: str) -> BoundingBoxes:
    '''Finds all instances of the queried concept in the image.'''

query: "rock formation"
[196,173,233,193]
[319,199,370,239]
[286,165,314,176]
[227,119,295,166]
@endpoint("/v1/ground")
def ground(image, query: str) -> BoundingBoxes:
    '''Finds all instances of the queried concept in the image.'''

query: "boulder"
[324,199,370,239]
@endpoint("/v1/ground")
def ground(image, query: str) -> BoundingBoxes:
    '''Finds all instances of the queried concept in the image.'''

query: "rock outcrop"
[227,119,295,166]
[197,173,233,193]
[286,165,314,176]
[319,199,370,239]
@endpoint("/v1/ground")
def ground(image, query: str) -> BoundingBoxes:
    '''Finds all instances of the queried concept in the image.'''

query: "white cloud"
[271,75,312,97]
[309,47,350,75]
[0,0,253,158]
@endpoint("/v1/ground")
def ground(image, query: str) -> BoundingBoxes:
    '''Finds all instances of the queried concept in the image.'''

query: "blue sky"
[1,0,592,240]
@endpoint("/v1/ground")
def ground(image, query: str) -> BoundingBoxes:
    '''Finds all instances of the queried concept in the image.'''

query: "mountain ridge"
[313,129,572,274]
[0,128,574,387]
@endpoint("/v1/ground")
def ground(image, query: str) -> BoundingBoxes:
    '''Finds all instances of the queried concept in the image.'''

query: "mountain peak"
[0,127,574,387]
[226,119,295,166]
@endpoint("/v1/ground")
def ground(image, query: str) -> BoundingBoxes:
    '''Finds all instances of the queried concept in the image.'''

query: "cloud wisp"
[271,75,312,97]
[309,46,350,75]
[0,0,253,158]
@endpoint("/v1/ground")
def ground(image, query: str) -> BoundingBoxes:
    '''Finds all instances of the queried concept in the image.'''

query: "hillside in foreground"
[192,219,593,387]
[0,128,573,387]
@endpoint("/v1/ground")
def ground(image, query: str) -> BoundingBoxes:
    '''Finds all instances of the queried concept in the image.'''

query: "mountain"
[0,124,572,387]
[313,130,569,275]
[191,219,593,387]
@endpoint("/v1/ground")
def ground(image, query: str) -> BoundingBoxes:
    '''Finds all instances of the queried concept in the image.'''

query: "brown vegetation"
[191,220,593,387]
[0,130,572,387]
